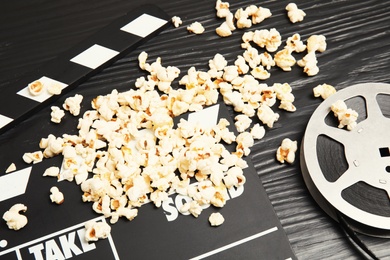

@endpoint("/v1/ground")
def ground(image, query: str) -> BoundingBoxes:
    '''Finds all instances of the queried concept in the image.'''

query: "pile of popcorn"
[4,1,341,235]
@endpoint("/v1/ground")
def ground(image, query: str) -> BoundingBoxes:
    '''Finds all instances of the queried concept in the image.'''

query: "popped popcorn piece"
[187,22,205,34]
[297,51,319,76]
[274,49,296,71]
[249,6,272,25]
[49,186,64,204]
[286,3,306,23]
[285,33,306,53]
[250,123,265,140]
[50,106,65,124]
[243,46,261,69]
[313,83,336,99]
[28,80,44,96]
[234,114,252,133]
[276,138,298,164]
[307,35,327,53]
[215,0,231,18]
[47,82,62,95]
[259,52,275,70]
[3,204,28,230]
[279,100,296,112]
[209,212,225,226]
[63,94,83,116]
[180,201,203,218]
[241,31,254,49]
[40,134,64,158]
[251,66,270,80]
[84,221,111,242]
[252,28,282,52]
[22,151,43,164]
[235,8,251,29]
[5,163,16,173]
[257,104,279,128]
[216,21,233,37]
[331,100,358,130]
[43,166,60,178]
[171,16,182,28]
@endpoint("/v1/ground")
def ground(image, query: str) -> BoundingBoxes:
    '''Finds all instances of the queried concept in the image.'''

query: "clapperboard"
[0,5,296,260]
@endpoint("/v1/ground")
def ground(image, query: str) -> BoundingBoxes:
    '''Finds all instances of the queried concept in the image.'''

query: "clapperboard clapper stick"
[0,4,170,135]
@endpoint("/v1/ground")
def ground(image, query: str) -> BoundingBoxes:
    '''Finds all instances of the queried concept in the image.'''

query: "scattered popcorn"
[235,8,252,29]
[49,186,64,204]
[216,21,233,37]
[297,51,319,76]
[22,151,43,164]
[209,212,225,226]
[250,124,265,140]
[257,104,279,128]
[307,35,327,53]
[259,52,275,70]
[251,66,270,80]
[313,83,336,99]
[252,28,282,52]
[28,80,44,96]
[171,16,182,28]
[235,114,252,132]
[249,6,272,24]
[43,166,60,178]
[5,163,16,173]
[84,221,111,242]
[3,204,28,230]
[274,49,296,71]
[276,138,298,164]
[215,0,231,18]
[50,106,65,124]
[63,94,83,116]
[285,33,306,53]
[286,3,306,23]
[331,100,358,130]
[47,82,62,95]
[187,22,205,34]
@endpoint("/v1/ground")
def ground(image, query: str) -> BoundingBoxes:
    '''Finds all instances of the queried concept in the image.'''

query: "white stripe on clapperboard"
[0,216,119,260]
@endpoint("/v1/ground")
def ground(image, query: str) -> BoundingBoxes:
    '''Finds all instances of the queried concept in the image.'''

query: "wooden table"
[1,0,390,259]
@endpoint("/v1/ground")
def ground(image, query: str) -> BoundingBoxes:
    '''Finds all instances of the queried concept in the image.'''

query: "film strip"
[0,4,170,135]
[301,82,390,237]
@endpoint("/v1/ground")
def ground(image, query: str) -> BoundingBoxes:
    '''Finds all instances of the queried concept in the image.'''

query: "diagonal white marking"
[0,114,13,129]
[120,13,167,38]
[190,226,278,260]
[188,104,220,129]
[0,167,32,202]
[70,44,119,69]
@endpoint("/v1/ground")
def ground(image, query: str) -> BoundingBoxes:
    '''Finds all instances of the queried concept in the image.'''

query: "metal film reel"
[301,82,390,237]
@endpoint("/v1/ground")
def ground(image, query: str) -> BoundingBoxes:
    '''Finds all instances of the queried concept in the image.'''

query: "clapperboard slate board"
[0,5,296,260]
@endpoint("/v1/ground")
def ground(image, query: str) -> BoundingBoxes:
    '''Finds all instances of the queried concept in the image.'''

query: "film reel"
[301,82,390,237]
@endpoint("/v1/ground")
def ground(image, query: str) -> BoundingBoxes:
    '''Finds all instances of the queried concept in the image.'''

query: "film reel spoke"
[364,92,385,122]
[331,168,358,193]
[320,125,350,147]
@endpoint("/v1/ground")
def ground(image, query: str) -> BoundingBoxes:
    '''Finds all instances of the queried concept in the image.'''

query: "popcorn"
[171,16,182,28]
[215,0,231,18]
[47,82,62,95]
[286,3,306,23]
[84,221,111,242]
[257,104,279,128]
[249,6,272,24]
[259,52,275,70]
[234,55,250,74]
[285,33,306,53]
[313,83,336,99]
[209,212,225,226]
[43,166,60,178]
[297,51,319,76]
[234,114,252,132]
[276,138,298,163]
[22,151,43,164]
[236,132,254,156]
[187,22,205,34]
[331,100,358,130]
[49,186,64,204]
[50,106,65,124]
[252,28,282,52]
[28,80,44,96]
[216,21,233,37]
[274,49,296,71]
[235,8,252,29]
[250,124,265,140]
[5,163,16,173]
[307,35,327,53]
[180,201,203,217]
[40,134,64,158]
[243,46,261,69]
[63,94,83,116]
[251,66,270,80]
[3,204,28,230]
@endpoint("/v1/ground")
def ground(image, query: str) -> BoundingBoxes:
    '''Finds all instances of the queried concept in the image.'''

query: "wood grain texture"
[1,0,390,259]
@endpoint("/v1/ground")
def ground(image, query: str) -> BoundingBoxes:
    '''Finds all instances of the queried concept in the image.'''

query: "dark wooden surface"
[1,0,390,259]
